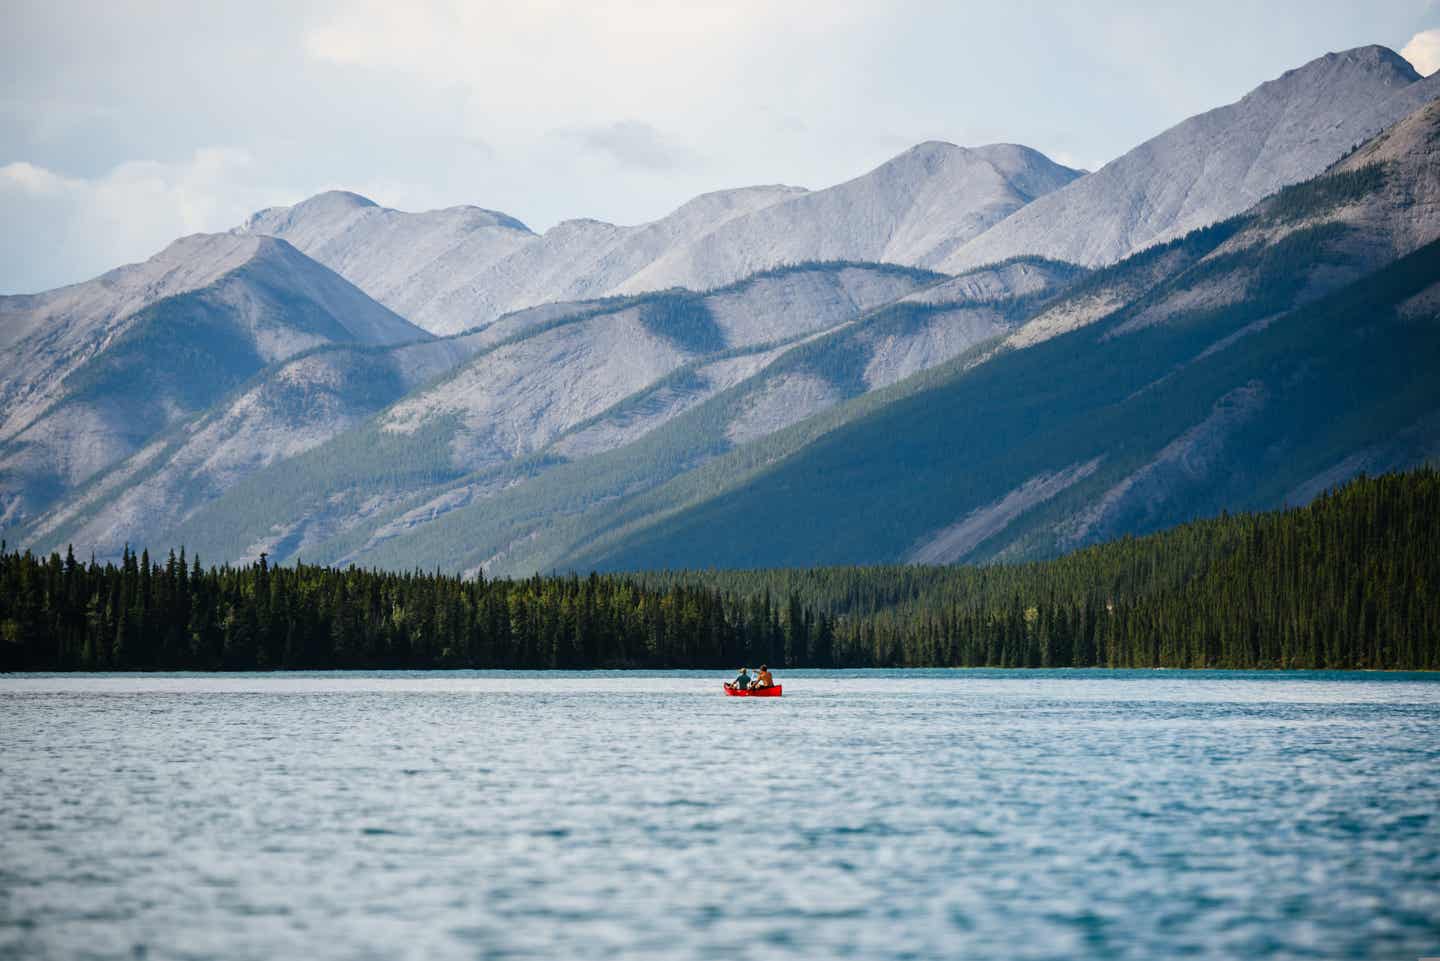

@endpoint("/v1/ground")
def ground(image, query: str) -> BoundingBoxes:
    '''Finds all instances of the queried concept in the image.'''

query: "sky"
[2,0,1438,294]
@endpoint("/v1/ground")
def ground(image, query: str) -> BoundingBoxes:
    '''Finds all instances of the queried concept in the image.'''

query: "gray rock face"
[9,43,1440,575]
[0,233,423,436]
[995,91,1440,355]
[1328,97,1440,259]
[23,332,489,556]
[2,234,272,441]
[414,185,814,335]
[943,46,1440,271]
[36,263,941,562]
[615,143,1082,294]
[900,258,1084,307]
[346,264,942,475]
[238,191,536,334]
[239,144,1080,335]
[717,259,1085,447]
[237,45,1433,338]
[241,185,807,334]
[563,96,1440,575]
[0,235,425,526]
[239,260,1079,576]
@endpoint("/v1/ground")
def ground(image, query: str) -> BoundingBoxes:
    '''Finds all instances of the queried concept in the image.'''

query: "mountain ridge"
[29,261,949,562]
[615,142,1083,296]
[941,44,1440,272]
[567,95,1440,573]
[0,234,424,527]
[237,142,1080,334]
[5,43,1439,574]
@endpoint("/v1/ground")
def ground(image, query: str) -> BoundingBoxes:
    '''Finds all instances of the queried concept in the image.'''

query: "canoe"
[723,684,782,697]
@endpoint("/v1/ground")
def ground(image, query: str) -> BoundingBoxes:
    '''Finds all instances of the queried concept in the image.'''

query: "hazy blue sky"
[2,0,1438,293]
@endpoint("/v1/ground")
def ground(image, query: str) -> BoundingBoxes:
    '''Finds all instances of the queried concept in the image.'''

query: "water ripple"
[2,669,1438,960]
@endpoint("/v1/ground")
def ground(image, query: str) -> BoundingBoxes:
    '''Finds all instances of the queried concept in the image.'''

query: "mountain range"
[3,44,1437,577]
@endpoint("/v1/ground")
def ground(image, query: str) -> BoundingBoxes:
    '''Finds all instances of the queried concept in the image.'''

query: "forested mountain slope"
[4,469,1435,672]
[70,80,1439,577]
[637,468,1440,670]
[5,45,1438,577]
[22,330,495,559]
[51,262,945,564]
[142,258,1078,575]
[588,241,1440,570]
[571,99,1440,572]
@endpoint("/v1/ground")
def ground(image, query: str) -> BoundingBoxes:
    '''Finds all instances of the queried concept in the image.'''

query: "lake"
[2,670,1437,960]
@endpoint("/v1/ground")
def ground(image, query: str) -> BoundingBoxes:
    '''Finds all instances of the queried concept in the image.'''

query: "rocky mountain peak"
[940,44,1440,272]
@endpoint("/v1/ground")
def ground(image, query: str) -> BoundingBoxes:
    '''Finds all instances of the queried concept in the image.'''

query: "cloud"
[0,161,71,194]
[570,121,698,170]
[1049,151,1101,174]
[1400,28,1440,76]
[300,0,875,137]
[7,1,1425,293]
[0,148,289,293]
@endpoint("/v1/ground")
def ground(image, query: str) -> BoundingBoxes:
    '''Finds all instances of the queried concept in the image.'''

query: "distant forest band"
[1,470,1436,672]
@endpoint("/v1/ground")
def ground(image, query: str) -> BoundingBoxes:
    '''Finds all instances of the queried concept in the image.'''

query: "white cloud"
[0,148,293,292]
[1049,151,1102,174]
[0,161,72,194]
[301,0,876,137]
[4,1,1427,293]
[1400,28,1440,76]
[570,121,699,170]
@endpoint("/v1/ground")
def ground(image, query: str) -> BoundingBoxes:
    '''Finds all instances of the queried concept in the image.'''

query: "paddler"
[726,667,752,691]
[750,664,775,690]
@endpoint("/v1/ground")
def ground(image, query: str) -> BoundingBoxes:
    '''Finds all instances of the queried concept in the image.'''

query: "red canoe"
[723,684,782,697]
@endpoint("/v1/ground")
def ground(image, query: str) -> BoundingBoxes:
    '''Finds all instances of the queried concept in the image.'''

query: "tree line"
[0,544,835,672]
[646,468,1440,670]
[1,469,1436,671]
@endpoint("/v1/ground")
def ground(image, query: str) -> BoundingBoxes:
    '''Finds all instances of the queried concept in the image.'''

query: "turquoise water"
[2,670,1438,960]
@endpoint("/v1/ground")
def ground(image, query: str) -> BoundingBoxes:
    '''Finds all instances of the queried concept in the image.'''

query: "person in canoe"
[724,667,752,692]
[749,664,775,690]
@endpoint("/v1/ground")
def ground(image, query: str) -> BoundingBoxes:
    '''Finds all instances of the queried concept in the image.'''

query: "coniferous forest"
[1,469,1436,672]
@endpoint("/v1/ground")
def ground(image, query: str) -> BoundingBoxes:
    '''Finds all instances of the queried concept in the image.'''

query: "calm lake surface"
[2,670,1438,961]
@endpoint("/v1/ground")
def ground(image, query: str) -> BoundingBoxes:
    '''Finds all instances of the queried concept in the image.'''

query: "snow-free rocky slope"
[240,144,1080,335]
[238,191,536,333]
[20,331,495,558]
[943,45,1440,271]
[8,43,1440,571]
[34,262,954,562]
[235,46,1430,336]
[614,143,1081,293]
[234,46,1433,337]
[597,240,1440,572]
[241,185,806,334]
[133,258,1082,575]
[0,234,424,526]
[569,97,1440,573]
